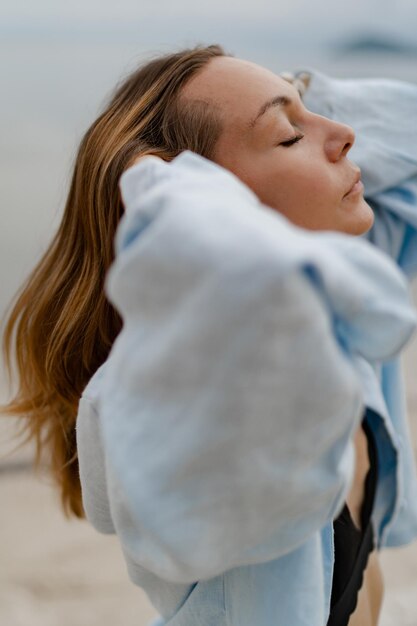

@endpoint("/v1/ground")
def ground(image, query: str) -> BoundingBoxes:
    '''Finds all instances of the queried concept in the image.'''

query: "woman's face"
[182,56,374,235]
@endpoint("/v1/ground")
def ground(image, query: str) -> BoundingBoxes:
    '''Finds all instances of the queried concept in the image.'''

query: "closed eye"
[279,133,304,147]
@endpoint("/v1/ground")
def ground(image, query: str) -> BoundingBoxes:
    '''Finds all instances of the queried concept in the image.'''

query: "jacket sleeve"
[95,153,367,584]
[302,69,417,279]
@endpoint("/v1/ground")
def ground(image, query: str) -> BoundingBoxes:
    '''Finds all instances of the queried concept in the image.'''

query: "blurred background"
[1,1,417,624]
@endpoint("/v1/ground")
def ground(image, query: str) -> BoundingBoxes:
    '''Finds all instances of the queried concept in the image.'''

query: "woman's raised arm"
[79,151,415,584]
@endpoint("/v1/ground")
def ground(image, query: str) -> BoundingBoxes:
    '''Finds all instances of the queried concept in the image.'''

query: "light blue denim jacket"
[76,70,417,626]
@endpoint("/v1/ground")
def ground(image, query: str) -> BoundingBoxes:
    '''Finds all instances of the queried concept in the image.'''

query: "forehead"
[181,56,297,134]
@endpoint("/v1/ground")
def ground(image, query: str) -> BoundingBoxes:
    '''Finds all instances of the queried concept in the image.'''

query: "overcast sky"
[2,0,417,48]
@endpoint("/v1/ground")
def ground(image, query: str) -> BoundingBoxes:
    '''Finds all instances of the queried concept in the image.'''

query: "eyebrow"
[247,95,293,131]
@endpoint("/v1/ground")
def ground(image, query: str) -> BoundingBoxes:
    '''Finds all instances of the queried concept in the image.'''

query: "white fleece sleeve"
[94,153,369,584]
[96,151,416,584]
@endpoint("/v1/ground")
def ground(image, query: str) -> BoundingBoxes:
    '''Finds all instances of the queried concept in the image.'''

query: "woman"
[2,44,417,626]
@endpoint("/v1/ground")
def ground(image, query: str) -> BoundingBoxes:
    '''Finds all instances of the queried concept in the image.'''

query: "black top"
[326,417,378,626]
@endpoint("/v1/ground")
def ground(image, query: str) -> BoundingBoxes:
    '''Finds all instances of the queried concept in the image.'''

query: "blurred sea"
[1,34,417,327]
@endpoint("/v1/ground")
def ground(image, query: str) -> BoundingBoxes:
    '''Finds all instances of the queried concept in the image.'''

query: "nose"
[324,120,355,162]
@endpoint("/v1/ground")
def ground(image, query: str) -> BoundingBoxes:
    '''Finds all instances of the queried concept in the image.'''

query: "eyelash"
[278,133,304,147]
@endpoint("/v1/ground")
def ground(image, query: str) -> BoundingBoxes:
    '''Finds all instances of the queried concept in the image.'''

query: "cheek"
[261,162,334,220]
[231,151,339,230]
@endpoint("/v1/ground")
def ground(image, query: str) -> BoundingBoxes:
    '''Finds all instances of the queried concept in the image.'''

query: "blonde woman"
[2,44,417,626]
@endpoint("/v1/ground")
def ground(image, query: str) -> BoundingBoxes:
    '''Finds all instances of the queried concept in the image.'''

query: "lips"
[343,170,363,198]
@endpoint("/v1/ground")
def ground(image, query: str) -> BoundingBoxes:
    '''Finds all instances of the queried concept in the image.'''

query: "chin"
[339,198,375,236]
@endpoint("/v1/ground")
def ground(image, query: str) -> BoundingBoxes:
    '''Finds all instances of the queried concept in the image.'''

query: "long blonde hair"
[1,43,228,518]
